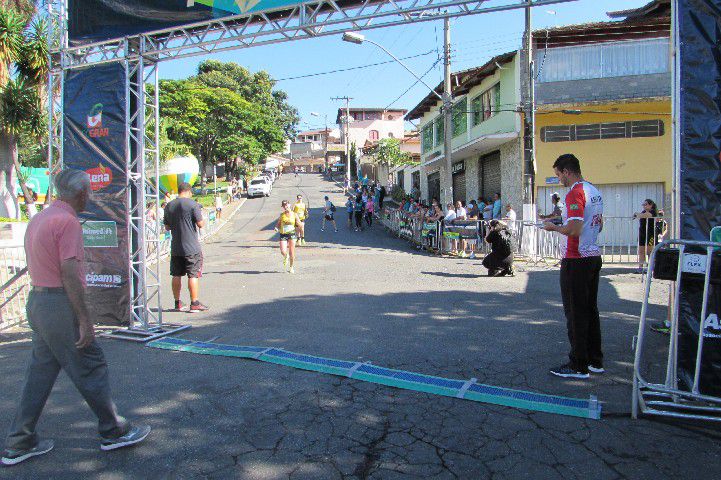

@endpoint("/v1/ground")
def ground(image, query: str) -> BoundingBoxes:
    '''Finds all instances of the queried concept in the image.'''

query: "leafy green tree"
[159,61,294,184]
[371,138,414,167]
[0,5,48,218]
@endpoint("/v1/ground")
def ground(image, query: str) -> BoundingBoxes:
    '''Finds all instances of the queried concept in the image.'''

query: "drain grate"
[147,338,601,420]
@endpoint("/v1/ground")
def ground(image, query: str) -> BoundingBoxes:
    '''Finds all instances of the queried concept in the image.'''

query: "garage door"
[479,151,501,201]
[537,182,666,246]
[453,171,466,204]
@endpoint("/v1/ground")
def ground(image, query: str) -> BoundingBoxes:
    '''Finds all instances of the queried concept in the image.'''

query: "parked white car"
[247,177,271,197]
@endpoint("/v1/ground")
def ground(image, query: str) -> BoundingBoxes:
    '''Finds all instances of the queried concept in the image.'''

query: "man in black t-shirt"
[164,182,209,312]
[482,220,514,276]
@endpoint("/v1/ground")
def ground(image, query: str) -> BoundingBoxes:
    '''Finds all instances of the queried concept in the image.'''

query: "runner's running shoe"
[550,363,589,379]
[189,302,210,313]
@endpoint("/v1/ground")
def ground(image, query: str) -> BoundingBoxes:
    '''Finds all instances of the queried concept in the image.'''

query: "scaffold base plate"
[100,324,191,342]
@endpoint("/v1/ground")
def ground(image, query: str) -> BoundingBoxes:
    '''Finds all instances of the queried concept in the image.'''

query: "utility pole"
[524,1,536,206]
[332,96,353,187]
[443,16,454,205]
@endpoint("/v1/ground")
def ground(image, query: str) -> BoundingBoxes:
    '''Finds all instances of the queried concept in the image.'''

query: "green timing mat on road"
[148,337,601,420]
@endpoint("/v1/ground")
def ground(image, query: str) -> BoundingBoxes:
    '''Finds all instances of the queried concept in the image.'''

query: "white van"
[247,177,271,197]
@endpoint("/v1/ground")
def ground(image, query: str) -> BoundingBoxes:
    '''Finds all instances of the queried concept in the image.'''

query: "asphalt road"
[1,173,719,479]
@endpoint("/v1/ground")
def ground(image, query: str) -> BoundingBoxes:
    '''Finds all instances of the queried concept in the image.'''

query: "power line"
[384,58,443,110]
[273,50,436,82]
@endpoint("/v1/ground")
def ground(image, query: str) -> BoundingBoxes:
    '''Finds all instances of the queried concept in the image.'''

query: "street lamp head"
[311,112,320,117]
[342,31,365,45]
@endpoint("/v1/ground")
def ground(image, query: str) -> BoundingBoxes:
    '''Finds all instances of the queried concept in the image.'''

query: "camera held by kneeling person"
[482,220,514,277]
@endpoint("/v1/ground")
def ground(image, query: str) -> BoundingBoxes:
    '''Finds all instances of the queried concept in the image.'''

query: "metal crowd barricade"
[0,245,31,331]
[632,239,721,422]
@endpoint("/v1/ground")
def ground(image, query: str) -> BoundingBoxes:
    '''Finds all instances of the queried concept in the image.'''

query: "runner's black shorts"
[280,232,296,241]
[170,253,203,278]
[325,213,334,221]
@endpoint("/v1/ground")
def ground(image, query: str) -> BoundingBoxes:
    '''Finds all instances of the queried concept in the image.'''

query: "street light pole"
[341,30,450,202]
[443,17,454,206]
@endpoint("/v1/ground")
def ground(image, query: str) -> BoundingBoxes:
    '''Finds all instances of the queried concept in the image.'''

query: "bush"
[391,184,406,203]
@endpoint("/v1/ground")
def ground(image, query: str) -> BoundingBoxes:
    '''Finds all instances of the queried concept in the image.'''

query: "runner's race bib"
[281,224,295,234]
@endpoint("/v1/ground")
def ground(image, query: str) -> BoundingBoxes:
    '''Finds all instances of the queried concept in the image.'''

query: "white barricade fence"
[378,212,671,266]
[0,245,31,331]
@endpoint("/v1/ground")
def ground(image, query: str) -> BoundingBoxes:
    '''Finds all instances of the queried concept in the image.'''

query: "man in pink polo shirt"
[2,169,150,466]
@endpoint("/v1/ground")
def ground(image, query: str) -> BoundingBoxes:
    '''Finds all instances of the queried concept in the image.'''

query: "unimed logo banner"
[64,63,130,326]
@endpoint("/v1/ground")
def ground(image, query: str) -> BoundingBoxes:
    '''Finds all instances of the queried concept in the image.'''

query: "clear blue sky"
[159,0,650,133]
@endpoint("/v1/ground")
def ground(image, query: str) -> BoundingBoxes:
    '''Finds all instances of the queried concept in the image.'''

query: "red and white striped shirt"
[561,181,603,259]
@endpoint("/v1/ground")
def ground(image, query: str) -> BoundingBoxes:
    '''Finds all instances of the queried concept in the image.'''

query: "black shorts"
[280,232,296,241]
[325,213,334,221]
[348,212,353,220]
[170,253,203,278]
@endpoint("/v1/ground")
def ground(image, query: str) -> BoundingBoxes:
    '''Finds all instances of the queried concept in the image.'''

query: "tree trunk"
[0,131,19,219]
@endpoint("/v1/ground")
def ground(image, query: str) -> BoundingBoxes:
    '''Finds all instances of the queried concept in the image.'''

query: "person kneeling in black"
[482,220,514,276]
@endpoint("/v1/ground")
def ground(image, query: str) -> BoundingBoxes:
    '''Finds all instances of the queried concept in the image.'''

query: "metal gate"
[538,182,667,246]
[479,151,501,200]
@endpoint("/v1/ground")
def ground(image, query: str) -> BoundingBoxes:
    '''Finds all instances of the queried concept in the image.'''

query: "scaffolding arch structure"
[45,0,577,341]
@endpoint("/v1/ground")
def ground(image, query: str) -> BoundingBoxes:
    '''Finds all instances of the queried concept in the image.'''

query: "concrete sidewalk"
[1,174,719,479]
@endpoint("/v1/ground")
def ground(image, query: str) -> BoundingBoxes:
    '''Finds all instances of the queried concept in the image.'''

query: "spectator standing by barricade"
[482,198,493,220]
[492,193,502,219]
[443,203,458,255]
[633,199,666,274]
[539,192,564,225]
[379,185,386,210]
[2,169,150,467]
[544,154,604,379]
[467,200,480,220]
[165,182,209,313]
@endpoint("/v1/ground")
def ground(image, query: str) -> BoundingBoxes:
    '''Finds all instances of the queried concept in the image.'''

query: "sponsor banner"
[69,0,313,45]
[64,63,130,325]
[83,221,119,248]
[677,0,721,396]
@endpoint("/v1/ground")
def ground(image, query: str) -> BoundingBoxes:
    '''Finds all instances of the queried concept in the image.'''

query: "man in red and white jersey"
[543,154,604,379]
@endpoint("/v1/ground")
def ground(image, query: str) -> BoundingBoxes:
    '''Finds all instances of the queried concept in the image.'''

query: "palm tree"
[0,6,48,219]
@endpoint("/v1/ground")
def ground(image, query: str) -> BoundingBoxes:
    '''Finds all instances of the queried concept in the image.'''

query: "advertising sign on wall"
[63,63,130,325]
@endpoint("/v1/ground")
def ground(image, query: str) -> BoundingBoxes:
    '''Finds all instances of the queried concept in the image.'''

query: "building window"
[365,111,382,120]
[388,132,394,138]
[388,115,394,120]
[433,117,444,146]
[397,171,405,191]
[471,83,501,126]
[452,98,468,137]
[421,124,433,152]
[540,119,665,142]
[536,38,670,83]
[369,130,379,141]
[412,170,420,189]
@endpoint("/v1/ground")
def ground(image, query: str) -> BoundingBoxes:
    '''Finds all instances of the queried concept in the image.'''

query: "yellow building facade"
[535,99,672,217]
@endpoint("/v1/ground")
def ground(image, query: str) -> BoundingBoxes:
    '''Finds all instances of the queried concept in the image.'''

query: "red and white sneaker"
[189,302,209,313]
